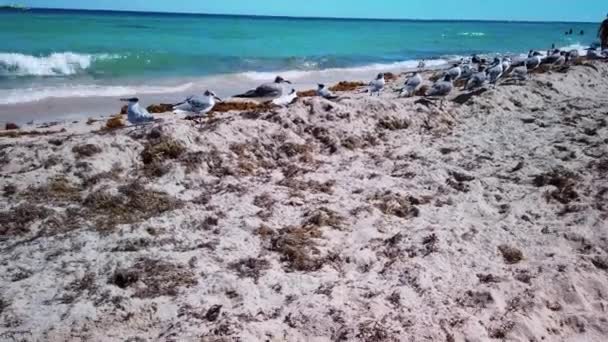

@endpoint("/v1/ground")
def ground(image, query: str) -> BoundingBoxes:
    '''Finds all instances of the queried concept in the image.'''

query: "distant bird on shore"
[120,98,154,125]
[317,84,339,99]
[272,89,297,106]
[465,65,486,90]
[400,72,422,97]
[472,54,482,64]
[369,73,385,96]
[235,76,291,99]
[487,58,504,85]
[426,74,453,97]
[173,90,222,124]
[418,60,426,69]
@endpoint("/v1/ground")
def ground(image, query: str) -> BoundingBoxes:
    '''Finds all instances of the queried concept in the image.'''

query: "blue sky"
[12,0,607,22]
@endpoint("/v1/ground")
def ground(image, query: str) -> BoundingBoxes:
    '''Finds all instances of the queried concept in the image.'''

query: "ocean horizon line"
[1,7,598,25]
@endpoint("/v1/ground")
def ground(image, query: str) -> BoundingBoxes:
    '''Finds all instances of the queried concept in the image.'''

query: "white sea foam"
[0,83,194,105]
[0,52,118,76]
[458,32,486,37]
[240,58,449,82]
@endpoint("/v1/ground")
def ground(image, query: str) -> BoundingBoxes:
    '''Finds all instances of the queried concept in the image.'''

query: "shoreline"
[0,43,590,125]
[1,59,608,340]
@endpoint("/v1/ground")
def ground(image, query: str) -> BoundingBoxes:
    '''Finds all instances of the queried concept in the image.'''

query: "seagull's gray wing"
[187,96,213,113]
[427,82,452,96]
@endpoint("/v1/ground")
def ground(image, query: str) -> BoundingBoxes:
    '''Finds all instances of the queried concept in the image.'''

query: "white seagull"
[446,64,462,80]
[369,73,385,96]
[510,64,528,82]
[465,65,486,90]
[426,74,453,97]
[120,97,154,126]
[460,64,476,81]
[317,84,339,99]
[501,57,512,73]
[173,90,222,125]
[486,57,504,86]
[400,72,422,97]
[526,51,542,70]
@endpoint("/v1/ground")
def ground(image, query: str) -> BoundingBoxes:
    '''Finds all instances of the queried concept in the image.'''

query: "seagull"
[173,90,221,126]
[235,76,291,99]
[426,74,453,97]
[553,51,567,66]
[317,84,338,99]
[510,64,528,82]
[272,89,297,106]
[446,64,462,80]
[472,54,482,64]
[566,50,579,63]
[418,60,426,69]
[369,73,385,96]
[486,57,504,85]
[460,64,476,81]
[173,90,221,115]
[501,57,512,73]
[400,72,422,97]
[465,65,486,90]
[526,51,542,70]
[120,98,154,126]
[542,49,562,64]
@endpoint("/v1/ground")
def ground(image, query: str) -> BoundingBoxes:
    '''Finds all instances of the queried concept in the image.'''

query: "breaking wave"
[0,52,118,76]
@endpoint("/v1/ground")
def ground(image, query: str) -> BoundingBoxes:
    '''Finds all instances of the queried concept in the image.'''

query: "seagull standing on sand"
[173,90,222,125]
[542,49,562,65]
[460,64,475,81]
[526,51,542,70]
[120,98,154,126]
[486,57,504,86]
[446,64,462,80]
[317,84,339,99]
[272,89,297,106]
[566,50,579,63]
[426,74,453,97]
[465,65,486,90]
[400,72,422,97]
[235,76,292,99]
[510,64,528,82]
[501,57,512,73]
[369,73,385,96]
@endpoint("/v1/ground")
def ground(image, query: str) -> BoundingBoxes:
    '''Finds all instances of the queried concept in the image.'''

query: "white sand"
[1,61,608,341]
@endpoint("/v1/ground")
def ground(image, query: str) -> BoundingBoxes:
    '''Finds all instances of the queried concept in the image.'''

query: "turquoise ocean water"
[0,8,600,120]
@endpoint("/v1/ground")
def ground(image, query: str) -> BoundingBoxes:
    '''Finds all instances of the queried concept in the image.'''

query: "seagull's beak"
[214,96,223,102]
[284,80,292,84]
[119,98,129,102]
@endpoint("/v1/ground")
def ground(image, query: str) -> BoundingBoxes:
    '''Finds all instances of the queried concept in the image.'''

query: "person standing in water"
[600,14,608,49]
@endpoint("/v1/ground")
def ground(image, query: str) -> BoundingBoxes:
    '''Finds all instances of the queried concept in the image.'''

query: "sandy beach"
[1,59,608,341]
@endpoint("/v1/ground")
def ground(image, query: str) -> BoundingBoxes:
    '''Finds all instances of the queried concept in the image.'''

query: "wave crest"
[0,52,116,76]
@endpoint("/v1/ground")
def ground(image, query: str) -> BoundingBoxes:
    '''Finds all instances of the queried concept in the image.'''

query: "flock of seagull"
[120,45,608,127]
